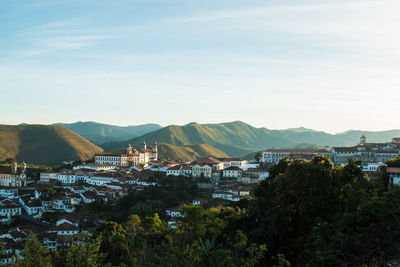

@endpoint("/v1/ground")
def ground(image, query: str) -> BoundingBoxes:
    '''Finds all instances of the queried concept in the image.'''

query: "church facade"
[0,162,27,188]
[95,142,158,167]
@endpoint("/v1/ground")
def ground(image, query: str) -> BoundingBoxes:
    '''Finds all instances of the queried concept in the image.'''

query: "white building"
[262,149,331,164]
[192,164,213,178]
[166,165,192,177]
[94,153,128,167]
[197,158,224,171]
[0,162,27,188]
[39,172,59,184]
[73,164,115,171]
[95,142,158,167]
[217,158,247,169]
[222,166,243,181]
[57,173,77,184]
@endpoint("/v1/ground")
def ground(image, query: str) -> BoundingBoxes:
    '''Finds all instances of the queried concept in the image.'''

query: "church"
[0,162,27,188]
[95,142,158,167]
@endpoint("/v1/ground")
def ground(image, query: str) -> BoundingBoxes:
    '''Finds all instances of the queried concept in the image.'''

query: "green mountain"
[158,143,228,161]
[0,125,103,166]
[54,121,161,144]
[101,121,400,157]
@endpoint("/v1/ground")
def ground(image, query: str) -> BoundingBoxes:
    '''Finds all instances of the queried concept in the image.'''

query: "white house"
[22,199,44,217]
[84,174,116,186]
[73,164,115,171]
[192,164,213,178]
[222,166,243,181]
[57,173,77,184]
[0,201,22,218]
[166,165,192,177]
[166,208,182,218]
[48,223,79,236]
[197,158,224,171]
[217,158,247,169]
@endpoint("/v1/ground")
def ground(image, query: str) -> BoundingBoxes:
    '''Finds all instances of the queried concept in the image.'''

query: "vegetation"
[157,143,228,161]
[54,121,161,144]
[0,125,103,165]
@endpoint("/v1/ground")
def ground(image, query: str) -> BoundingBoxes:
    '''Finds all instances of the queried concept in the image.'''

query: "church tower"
[21,161,27,172]
[143,141,147,150]
[11,162,17,174]
[153,142,158,160]
[360,134,367,146]
[127,144,132,155]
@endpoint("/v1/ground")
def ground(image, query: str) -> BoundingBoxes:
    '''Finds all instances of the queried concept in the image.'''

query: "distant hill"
[54,121,162,144]
[101,121,400,158]
[0,125,103,166]
[158,143,228,161]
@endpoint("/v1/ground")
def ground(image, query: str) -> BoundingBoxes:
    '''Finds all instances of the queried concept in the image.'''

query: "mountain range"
[53,121,161,144]
[2,121,400,165]
[0,125,103,165]
[100,121,400,157]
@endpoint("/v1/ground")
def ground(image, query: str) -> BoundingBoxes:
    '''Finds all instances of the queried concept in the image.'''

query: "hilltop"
[157,143,228,162]
[54,121,162,144]
[0,125,103,166]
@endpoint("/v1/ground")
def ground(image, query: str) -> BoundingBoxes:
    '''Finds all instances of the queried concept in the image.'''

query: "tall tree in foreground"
[17,235,52,267]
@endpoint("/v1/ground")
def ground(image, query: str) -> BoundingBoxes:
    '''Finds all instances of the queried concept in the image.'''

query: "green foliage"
[387,156,400,167]
[64,238,105,267]
[18,235,52,267]
[254,152,262,163]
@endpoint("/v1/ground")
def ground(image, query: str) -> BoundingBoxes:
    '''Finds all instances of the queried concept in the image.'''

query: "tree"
[3,157,16,164]
[17,235,52,267]
[64,238,105,267]
[254,152,262,163]
[96,221,128,266]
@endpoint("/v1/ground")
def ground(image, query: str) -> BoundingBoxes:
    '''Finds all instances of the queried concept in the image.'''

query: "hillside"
[101,121,400,157]
[158,143,228,161]
[0,125,103,166]
[54,121,162,144]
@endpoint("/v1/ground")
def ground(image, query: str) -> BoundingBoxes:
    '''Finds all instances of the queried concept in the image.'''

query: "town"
[1,135,400,264]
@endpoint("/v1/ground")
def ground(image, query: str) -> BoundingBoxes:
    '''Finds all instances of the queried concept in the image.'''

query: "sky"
[1,0,400,133]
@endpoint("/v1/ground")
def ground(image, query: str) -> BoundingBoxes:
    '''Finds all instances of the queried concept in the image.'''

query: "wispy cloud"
[24,18,82,32]
[19,18,118,56]
[175,1,390,22]
[22,35,111,56]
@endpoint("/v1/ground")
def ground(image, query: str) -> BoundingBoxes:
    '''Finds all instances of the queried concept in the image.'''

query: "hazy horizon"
[2,0,400,133]
[2,120,400,135]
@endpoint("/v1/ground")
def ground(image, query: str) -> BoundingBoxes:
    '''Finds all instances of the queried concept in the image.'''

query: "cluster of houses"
[0,215,84,264]
[262,135,400,177]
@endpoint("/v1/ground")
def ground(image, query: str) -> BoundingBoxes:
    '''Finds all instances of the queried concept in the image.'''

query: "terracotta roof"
[198,158,223,164]
[51,222,79,231]
[224,166,243,171]
[332,147,358,152]
[25,200,43,208]
[387,167,400,174]
[217,158,245,162]
[264,149,329,153]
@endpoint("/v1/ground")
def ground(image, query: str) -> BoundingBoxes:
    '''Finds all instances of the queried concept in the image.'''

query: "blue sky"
[1,0,400,133]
